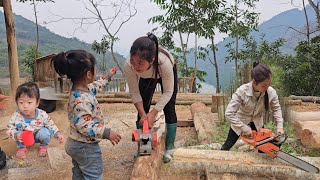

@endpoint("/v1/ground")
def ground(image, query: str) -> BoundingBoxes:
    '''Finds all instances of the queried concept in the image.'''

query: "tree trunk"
[235,0,239,76]
[32,0,39,55]
[102,52,106,75]
[211,37,220,93]
[192,34,197,93]
[179,31,188,76]
[110,42,124,75]
[3,0,20,95]
[303,0,310,43]
[308,0,320,31]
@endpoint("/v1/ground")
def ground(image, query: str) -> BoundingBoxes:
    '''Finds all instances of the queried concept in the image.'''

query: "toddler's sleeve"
[87,76,110,95]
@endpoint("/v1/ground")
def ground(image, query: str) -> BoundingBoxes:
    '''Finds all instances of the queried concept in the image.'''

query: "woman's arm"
[225,88,251,134]
[153,54,174,113]
[269,88,284,131]
[124,61,145,114]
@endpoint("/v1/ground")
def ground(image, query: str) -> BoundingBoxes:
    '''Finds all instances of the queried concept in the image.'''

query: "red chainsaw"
[132,118,158,155]
[240,128,319,173]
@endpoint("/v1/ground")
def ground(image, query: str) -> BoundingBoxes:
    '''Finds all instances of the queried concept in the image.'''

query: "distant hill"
[0,12,126,77]
[190,4,317,88]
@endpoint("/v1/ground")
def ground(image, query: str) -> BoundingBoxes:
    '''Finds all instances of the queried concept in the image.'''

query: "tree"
[92,35,110,75]
[225,0,259,75]
[48,0,137,75]
[238,34,285,64]
[149,0,193,77]
[195,0,228,93]
[279,35,320,96]
[22,46,41,82]
[150,0,215,92]
[17,0,54,56]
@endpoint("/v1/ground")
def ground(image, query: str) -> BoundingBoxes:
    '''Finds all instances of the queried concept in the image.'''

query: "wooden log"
[130,131,165,180]
[295,120,320,149]
[3,0,20,95]
[285,99,302,105]
[290,95,320,103]
[211,94,224,113]
[97,98,133,103]
[190,102,210,119]
[170,148,320,179]
[193,112,216,144]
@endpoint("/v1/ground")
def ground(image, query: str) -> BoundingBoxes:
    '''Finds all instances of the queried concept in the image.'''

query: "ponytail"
[52,50,96,83]
[147,32,159,79]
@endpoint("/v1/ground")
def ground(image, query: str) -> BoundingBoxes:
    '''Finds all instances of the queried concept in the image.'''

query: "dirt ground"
[0,100,196,180]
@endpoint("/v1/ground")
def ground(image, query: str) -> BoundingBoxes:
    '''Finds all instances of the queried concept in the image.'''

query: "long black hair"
[130,33,172,79]
[52,50,96,83]
[252,62,272,111]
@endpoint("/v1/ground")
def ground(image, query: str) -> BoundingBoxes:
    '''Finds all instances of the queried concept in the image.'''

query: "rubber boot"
[136,121,142,129]
[163,123,177,163]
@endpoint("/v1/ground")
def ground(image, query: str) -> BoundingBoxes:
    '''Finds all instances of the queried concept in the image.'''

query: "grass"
[212,121,230,144]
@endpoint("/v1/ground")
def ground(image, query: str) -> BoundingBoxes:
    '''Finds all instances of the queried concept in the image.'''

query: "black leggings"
[221,122,259,150]
[137,65,178,124]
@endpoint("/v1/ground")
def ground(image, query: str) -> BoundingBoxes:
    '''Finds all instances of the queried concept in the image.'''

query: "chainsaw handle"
[240,130,257,146]
[142,118,149,134]
[240,130,256,138]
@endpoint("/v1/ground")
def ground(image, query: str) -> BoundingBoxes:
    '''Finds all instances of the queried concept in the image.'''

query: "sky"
[9,0,304,57]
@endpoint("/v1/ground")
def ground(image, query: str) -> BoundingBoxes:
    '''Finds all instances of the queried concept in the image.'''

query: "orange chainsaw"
[240,128,319,173]
[132,118,158,155]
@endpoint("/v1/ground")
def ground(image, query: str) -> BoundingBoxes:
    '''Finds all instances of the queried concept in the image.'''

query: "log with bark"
[290,95,320,103]
[169,148,320,179]
[130,125,165,180]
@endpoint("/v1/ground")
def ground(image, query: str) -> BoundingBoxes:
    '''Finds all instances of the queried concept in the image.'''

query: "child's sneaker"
[16,148,27,159]
[38,146,47,157]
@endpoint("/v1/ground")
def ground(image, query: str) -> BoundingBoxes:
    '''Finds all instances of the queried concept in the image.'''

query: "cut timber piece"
[191,102,218,144]
[295,120,320,149]
[170,148,320,180]
[211,94,224,113]
[130,140,164,180]
[130,120,165,180]
[288,110,320,122]
[190,102,211,119]
[193,112,217,145]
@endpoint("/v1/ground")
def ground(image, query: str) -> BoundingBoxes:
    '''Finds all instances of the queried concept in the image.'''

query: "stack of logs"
[57,92,215,106]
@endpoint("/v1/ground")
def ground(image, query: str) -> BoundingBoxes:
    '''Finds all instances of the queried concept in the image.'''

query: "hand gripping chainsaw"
[240,128,319,173]
[132,119,158,155]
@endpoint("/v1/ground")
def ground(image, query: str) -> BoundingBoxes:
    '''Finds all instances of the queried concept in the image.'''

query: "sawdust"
[289,102,320,112]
